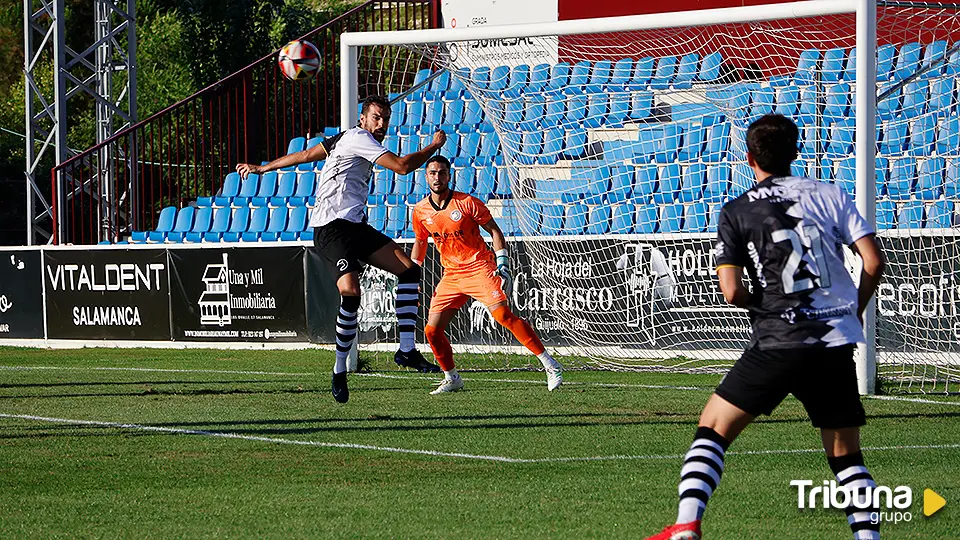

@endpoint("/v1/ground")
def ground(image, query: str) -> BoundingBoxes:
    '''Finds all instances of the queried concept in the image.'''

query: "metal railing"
[51,0,437,245]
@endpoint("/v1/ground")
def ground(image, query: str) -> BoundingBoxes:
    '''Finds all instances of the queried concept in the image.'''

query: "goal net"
[345,1,960,391]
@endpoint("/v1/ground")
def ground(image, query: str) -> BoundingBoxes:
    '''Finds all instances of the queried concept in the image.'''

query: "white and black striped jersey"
[308,127,389,228]
[714,176,874,350]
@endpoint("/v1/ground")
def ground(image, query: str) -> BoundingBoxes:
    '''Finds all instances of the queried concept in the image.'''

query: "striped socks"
[334,295,360,374]
[829,452,881,540]
[676,426,730,524]
[396,266,421,353]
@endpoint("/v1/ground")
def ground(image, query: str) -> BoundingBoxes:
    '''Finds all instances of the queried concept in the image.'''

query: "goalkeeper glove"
[495,249,512,295]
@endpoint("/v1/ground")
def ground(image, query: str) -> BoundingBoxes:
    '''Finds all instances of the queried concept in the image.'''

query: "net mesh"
[349,3,960,389]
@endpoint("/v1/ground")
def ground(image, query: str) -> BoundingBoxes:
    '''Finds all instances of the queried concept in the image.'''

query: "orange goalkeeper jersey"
[412,191,496,273]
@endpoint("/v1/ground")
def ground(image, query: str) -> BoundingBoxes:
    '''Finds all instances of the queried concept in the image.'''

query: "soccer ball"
[278,40,320,81]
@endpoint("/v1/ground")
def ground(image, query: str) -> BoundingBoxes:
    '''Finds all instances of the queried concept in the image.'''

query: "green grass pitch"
[1,347,958,538]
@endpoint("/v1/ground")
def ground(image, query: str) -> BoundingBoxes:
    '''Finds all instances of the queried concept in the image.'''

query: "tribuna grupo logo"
[791,480,913,524]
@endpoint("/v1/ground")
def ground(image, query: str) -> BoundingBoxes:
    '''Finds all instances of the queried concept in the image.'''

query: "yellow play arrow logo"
[924,489,946,517]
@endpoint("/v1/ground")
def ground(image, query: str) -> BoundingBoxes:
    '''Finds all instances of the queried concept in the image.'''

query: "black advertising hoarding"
[44,249,171,340]
[352,236,752,351]
[170,247,307,342]
[0,250,45,338]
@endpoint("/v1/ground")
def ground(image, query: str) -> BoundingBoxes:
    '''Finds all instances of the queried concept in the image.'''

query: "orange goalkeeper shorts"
[428,265,507,313]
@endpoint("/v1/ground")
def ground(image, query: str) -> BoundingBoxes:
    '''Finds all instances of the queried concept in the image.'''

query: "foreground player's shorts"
[429,265,506,313]
[715,344,866,429]
[314,219,392,277]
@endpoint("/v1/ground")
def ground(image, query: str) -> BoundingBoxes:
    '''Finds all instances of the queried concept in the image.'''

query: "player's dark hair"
[361,95,391,115]
[746,114,799,177]
[425,155,451,171]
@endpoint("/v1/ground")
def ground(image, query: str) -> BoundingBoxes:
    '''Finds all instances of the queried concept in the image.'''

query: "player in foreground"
[237,96,445,403]
[410,156,563,393]
[647,114,886,540]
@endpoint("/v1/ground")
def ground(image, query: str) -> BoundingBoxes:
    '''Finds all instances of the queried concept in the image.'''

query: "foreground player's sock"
[829,452,881,540]
[396,266,421,353]
[334,296,361,374]
[425,324,455,372]
[677,426,730,525]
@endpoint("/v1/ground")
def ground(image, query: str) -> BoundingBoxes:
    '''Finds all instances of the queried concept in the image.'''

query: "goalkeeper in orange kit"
[410,156,563,394]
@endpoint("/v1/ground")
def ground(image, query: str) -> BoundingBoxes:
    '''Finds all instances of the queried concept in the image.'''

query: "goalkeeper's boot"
[331,371,349,404]
[430,375,464,395]
[394,349,442,373]
[546,367,563,391]
[645,521,701,540]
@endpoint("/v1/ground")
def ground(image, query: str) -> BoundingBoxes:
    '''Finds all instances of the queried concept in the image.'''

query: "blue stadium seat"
[610,204,634,233]
[453,166,476,193]
[520,95,546,130]
[301,228,315,242]
[650,56,678,90]
[917,157,945,200]
[938,116,960,156]
[947,159,960,198]
[729,124,748,161]
[929,78,955,118]
[545,63,571,93]
[446,67,470,99]
[372,168,394,199]
[797,86,819,125]
[679,163,707,203]
[444,100,465,126]
[833,156,889,197]
[525,63,551,95]
[259,206,289,241]
[498,200,520,236]
[459,132,482,160]
[288,172,315,206]
[908,115,937,156]
[586,205,611,235]
[823,83,851,122]
[462,100,484,127]
[629,91,654,121]
[653,163,681,204]
[184,207,212,243]
[406,101,426,127]
[876,44,897,81]
[635,205,658,234]
[629,57,656,89]
[576,167,610,204]
[876,199,897,230]
[287,137,305,155]
[682,201,708,233]
[475,166,496,201]
[659,203,684,232]
[366,205,386,234]
[607,92,630,126]
[901,80,928,118]
[489,66,511,92]
[214,172,241,207]
[731,163,755,198]
[946,44,960,77]
[749,87,776,120]
[894,42,923,81]
[702,122,730,162]
[409,69,431,99]
[897,200,925,228]
[704,163,731,203]
[604,166,632,204]
[221,207,251,242]
[771,48,819,86]
[585,60,612,93]
[269,171,297,207]
[825,119,855,158]
[876,84,902,121]
[698,51,723,82]
[479,131,501,157]
[707,203,722,233]
[566,95,588,124]
[880,121,908,155]
[425,100,444,126]
[278,206,308,241]
[887,158,917,200]
[410,169,429,202]
[654,124,682,164]
[774,86,800,118]
[540,204,565,235]
[494,167,513,199]
[673,53,699,89]
[241,206,270,241]
[251,171,278,206]
[561,130,588,160]
[609,58,634,88]
[562,203,588,235]
[232,174,260,207]
[678,123,706,162]
[541,128,565,163]
[147,206,178,242]
[517,201,541,235]
[633,164,657,201]
[441,132,460,158]
[473,66,491,90]
[565,61,591,91]
[165,206,196,243]
[583,93,609,129]
[390,100,406,127]
[384,205,406,238]
[926,200,955,228]
[427,71,451,100]
[821,47,848,83]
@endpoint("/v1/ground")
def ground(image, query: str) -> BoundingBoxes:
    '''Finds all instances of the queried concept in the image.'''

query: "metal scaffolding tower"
[23,0,137,245]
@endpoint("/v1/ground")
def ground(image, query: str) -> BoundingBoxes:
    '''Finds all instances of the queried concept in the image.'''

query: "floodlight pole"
[855,0,878,395]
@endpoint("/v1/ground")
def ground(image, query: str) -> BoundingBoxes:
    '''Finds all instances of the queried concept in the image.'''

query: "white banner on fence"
[442,0,559,67]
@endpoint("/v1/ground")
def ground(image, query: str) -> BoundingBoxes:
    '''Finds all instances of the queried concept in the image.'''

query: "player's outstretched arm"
[376,130,446,176]
[851,233,886,320]
[236,144,329,179]
[717,266,750,308]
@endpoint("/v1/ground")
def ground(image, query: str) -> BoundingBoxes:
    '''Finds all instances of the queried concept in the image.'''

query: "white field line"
[0,365,311,377]
[2,412,959,463]
[864,395,960,407]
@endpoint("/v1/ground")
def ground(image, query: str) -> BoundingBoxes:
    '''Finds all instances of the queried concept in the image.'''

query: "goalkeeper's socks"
[334,295,361,374]
[828,452,881,540]
[491,305,547,356]
[676,426,730,524]
[537,351,561,371]
[396,266,421,353]
[443,369,459,381]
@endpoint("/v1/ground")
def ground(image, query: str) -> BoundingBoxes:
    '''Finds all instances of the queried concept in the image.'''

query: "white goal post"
[338,0,960,394]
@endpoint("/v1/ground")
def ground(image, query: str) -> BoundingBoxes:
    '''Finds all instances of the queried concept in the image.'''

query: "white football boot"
[430,375,464,395]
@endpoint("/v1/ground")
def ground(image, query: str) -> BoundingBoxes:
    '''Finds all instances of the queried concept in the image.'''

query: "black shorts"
[715,344,866,429]
[314,219,393,277]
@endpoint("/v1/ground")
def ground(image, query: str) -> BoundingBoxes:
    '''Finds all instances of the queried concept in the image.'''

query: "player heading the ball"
[236,95,448,404]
